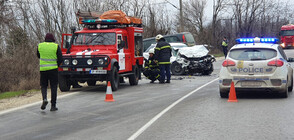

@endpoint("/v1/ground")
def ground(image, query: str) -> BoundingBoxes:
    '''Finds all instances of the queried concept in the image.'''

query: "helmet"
[148,48,155,54]
[155,34,164,41]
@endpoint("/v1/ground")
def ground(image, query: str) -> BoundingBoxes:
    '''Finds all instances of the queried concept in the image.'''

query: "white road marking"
[128,78,219,140]
[0,89,91,115]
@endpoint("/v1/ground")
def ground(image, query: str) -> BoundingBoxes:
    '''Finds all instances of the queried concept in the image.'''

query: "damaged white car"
[171,45,216,75]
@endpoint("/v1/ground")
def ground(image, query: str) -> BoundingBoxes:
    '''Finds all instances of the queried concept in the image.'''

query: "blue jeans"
[159,64,171,82]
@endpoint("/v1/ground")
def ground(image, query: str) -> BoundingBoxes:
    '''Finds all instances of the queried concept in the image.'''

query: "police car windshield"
[229,48,277,61]
[73,33,116,45]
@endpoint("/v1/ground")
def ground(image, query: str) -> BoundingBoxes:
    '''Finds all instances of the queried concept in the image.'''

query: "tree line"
[0,0,292,92]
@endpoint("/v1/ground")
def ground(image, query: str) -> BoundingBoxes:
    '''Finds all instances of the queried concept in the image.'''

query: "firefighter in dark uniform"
[143,48,160,83]
[154,34,172,84]
[37,33,62,111]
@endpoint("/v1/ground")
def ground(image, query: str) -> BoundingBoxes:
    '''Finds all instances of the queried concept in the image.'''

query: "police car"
[219,37,294,98]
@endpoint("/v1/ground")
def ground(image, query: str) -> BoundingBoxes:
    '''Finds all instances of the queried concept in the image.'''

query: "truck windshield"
[280,30,294,36]
[73,33,116,45]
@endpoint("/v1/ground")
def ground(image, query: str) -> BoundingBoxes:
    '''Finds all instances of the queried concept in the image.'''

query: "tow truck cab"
[280,24,294,48]
[58,10,144,91]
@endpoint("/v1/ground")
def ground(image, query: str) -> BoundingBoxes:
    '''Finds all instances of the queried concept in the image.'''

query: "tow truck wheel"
[58,75,70,92]
[171,62,185,75]
[87,80,96,86]
[110,66,119,91]
[129,65,139,85]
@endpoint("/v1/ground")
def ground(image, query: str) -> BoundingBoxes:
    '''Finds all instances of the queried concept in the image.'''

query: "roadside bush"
[0,50,40,93]
[0,27,40,93]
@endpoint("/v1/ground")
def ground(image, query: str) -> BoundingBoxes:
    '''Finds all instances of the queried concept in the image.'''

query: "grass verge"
[210,53,224,58]
[0,90,38,100]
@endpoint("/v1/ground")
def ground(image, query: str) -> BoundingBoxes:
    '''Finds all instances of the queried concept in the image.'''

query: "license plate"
[241,81,262,87]
[90,70,107,74]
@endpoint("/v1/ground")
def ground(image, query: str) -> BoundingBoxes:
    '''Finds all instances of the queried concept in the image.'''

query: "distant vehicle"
[143,32,196,51]
[219,37,294,98]
[280,24,294,49]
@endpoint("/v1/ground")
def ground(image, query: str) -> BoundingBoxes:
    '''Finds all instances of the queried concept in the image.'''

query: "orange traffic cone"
[228,81,238,102]
[105,81,115,102]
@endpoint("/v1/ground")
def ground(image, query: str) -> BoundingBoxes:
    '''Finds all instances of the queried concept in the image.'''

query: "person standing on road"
[222,37,229,58]
[154,34,172,84]
[37,33,62,111]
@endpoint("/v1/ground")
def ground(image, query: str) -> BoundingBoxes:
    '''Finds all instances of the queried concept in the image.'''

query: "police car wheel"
[58,75,70,92]
[280,80,289,98]
[110,66,119,91]
[288,76,293,92]
[220,91,229,98]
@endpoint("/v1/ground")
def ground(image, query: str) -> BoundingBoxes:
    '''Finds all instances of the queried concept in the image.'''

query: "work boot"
[165,80,170,83]
[41,100,48,110]
[50,105,58,111]
[150,80,155,83]
[159,81,165,84]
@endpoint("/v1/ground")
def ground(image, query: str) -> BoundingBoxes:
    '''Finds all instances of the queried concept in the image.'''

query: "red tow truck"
[280,24,294,48]
[59,10,144,91]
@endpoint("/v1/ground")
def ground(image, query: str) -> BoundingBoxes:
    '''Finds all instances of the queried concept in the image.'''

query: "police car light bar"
[260,38,278,43]
[236,38,254,43]
[236,37,278,44]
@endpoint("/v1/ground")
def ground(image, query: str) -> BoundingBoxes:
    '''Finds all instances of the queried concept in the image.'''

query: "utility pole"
[164,0,183,32]
[212,0,216,39]
[179,0,183,32]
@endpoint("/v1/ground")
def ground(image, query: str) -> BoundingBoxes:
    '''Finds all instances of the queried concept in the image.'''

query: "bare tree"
[183,0,206,43]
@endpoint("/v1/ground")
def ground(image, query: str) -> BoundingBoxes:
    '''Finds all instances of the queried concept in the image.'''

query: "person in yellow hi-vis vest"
[222,36,229,58]
[37,33,62,111]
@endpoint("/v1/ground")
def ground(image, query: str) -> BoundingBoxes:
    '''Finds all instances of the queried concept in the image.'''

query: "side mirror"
[65,41,70,49]
[118,40,125,49]
[288,58,294,62]
[70,26,76,34]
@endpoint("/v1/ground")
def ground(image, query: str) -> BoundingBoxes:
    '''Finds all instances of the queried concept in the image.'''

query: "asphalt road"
[1,49,294,140]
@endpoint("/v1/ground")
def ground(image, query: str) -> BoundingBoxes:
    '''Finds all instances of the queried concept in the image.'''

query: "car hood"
[178,45,209,58]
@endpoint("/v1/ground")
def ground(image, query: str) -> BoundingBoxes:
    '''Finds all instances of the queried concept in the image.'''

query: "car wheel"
[220,91,229,98]
[288,76,293,92]
[87,80,96,86]
[109,66,119,91]
[58,75,70,92]
[203,63,214,75]
[171,62,185,75]
[129,64,140,85]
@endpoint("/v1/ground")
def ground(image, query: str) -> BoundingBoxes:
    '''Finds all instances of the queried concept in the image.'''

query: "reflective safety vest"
[222,41,228,47]
[38,42,58,71]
